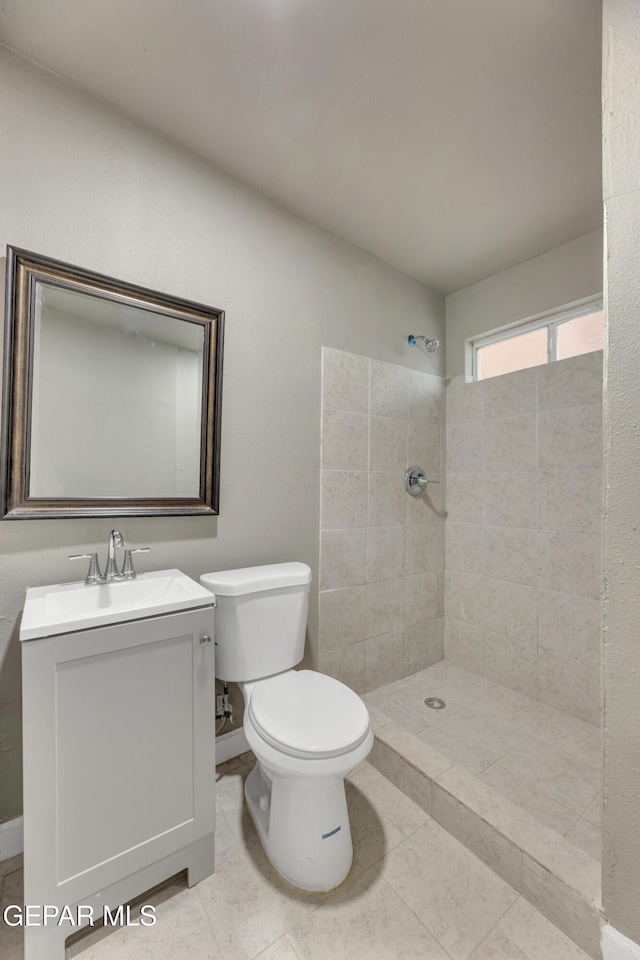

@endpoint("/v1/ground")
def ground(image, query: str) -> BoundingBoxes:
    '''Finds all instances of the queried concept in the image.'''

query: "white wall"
[601,0,640,945]
[0,47,444,821]
[445,230,603,378]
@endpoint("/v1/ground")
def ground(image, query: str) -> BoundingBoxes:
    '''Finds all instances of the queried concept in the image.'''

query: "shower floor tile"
[363,660,602,859]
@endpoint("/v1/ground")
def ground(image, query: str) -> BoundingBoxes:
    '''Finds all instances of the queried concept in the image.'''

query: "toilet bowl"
[200,563,373,892]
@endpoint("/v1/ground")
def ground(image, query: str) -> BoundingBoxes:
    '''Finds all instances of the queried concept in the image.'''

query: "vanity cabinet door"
[21,606,216,909]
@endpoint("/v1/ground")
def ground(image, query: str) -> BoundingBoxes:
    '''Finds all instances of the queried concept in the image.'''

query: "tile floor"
[363,660,602,861]
[1,752,592,960]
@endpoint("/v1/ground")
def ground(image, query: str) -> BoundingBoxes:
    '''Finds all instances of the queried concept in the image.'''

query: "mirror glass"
[30,283,204,498]
[1,248,224,519]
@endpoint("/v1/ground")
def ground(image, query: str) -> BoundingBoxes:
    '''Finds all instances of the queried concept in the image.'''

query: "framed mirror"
[1,247,224,519]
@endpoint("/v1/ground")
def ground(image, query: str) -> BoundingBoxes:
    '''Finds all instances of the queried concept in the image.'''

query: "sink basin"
[20,569,215,641]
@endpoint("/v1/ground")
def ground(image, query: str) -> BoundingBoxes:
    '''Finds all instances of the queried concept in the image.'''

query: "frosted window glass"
[557,310,605,360]
[477,327,548,381]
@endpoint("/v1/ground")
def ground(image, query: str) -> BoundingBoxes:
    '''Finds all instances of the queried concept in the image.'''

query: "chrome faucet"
[104,529,125,581]
[69,530,150,584]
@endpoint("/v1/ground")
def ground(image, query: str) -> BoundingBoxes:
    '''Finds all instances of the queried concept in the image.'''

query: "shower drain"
[424,697,446,709]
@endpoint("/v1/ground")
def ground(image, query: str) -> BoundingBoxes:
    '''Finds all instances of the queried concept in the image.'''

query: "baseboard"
[216,727,249,765]
[602,926,640,960]
[0,815,23,860]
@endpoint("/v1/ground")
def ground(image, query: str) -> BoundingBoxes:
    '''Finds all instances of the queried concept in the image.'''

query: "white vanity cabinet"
[21,601,216,960]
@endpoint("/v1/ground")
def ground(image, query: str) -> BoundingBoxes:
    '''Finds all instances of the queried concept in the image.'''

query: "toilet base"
[245,762,354,892]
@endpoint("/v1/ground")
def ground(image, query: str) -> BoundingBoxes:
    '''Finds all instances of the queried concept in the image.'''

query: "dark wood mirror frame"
[1,247,224,519]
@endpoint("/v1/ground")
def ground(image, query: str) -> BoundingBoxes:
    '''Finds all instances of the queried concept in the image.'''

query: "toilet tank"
[200,563,312,682]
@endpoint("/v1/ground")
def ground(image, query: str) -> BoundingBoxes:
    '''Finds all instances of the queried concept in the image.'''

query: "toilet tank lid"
[200,562,311,596]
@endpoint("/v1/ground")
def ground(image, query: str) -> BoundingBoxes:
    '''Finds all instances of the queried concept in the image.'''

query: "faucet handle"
[69,553,102,585]
[121,547,150,580]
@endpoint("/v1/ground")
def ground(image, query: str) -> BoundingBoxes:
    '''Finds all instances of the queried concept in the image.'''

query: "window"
[471,298,604,381]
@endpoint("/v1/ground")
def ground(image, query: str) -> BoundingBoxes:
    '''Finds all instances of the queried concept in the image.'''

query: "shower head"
[408,334,440,353]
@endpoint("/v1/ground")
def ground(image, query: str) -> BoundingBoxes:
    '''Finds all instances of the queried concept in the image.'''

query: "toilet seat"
[248,670,371,760]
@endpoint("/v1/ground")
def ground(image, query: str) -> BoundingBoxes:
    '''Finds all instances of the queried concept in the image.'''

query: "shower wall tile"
[407,369,444,423]
[446,375,483,424]
[538,404,602,471]
[321,470,368,530]
[407,421,441,474]
[405,522,444,575]
[318,586,366,653]
[404,618,444,674]
[537,351,603,411]
[484,472,537,529]
[320,528,367,590]
[482,579,537,645]
[368,471,407,526]
[367,525,406,582]
[484,415,537,473]
[321,408,369,471]
[444,618,484,675]
[446,421,483,474]
[405,572,440,625]
[483,526,538,586]
[320,348,446,693]
[445,522,483,575]
[322,347,369,414]
[365,630,405,690]
[318,642,365,694]
[537,648,600,726]
[366,577,405,639]
[369,416,407,471]
[483,630,537,699]
[445,473,483,523]
[538,469,601,534]
[482,366,537,419]
[445,352,603,725]
[537,531,601,600]
[444,570,484,626]
[370,359,408,419]
[405,477,445,523]
[537,590,601,664]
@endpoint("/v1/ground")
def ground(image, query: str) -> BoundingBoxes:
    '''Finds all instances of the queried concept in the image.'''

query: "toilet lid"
[248,670,371,759]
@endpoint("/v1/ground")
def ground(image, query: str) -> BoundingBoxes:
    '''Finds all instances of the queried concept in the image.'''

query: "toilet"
[200,562,373,892]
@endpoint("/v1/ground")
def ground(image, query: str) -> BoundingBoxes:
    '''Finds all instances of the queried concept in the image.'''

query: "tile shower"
[318,347,445,694]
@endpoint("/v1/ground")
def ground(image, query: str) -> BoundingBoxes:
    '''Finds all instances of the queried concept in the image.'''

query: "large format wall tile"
[484,415,537,473]
[447,375,484,424]
[319,642,365,694]
[321,408,369,471]
[445,522,483,575]
[444,618,484,675]
[483,366,537,419]
[369,416,407,472]
[446,473,484,523]
[320,528,367,590]
[408,369,444,423]
[321,470,368,530]
[322,347,369,413]
[484,472,537,529]
[537,590,601,664]
[367,525,406,582]
[482,578,537,644]
[408,420,441,474]
[368,471,407,526]
[444,570,484,625]
[537,352,603,411]
[370,359,408,419]
[405,571,441,624]
[405,522,444,574]
[447,422,483,473]
[483,630,537,698]
[364,630,405,690]
[538,648,600,726]
[538,405,602,471]
[483,526,538,586]
[318,586,366,653]
[538,469,601,534]
[366,577,405,639]
[538,531,601,600]
[404,618,444,674]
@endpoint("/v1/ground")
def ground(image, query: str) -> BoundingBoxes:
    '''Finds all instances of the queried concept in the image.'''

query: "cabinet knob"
[200,635,212,646]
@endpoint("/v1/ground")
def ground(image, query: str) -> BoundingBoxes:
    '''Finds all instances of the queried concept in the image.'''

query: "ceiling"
[0,0,603,294]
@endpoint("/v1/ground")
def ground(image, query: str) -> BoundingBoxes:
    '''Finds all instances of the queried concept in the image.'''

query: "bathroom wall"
[444,351,602,726]
[0,47,445,821]
[318,348,445,694]
[601,0,640,943]
[445,230,603,379]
